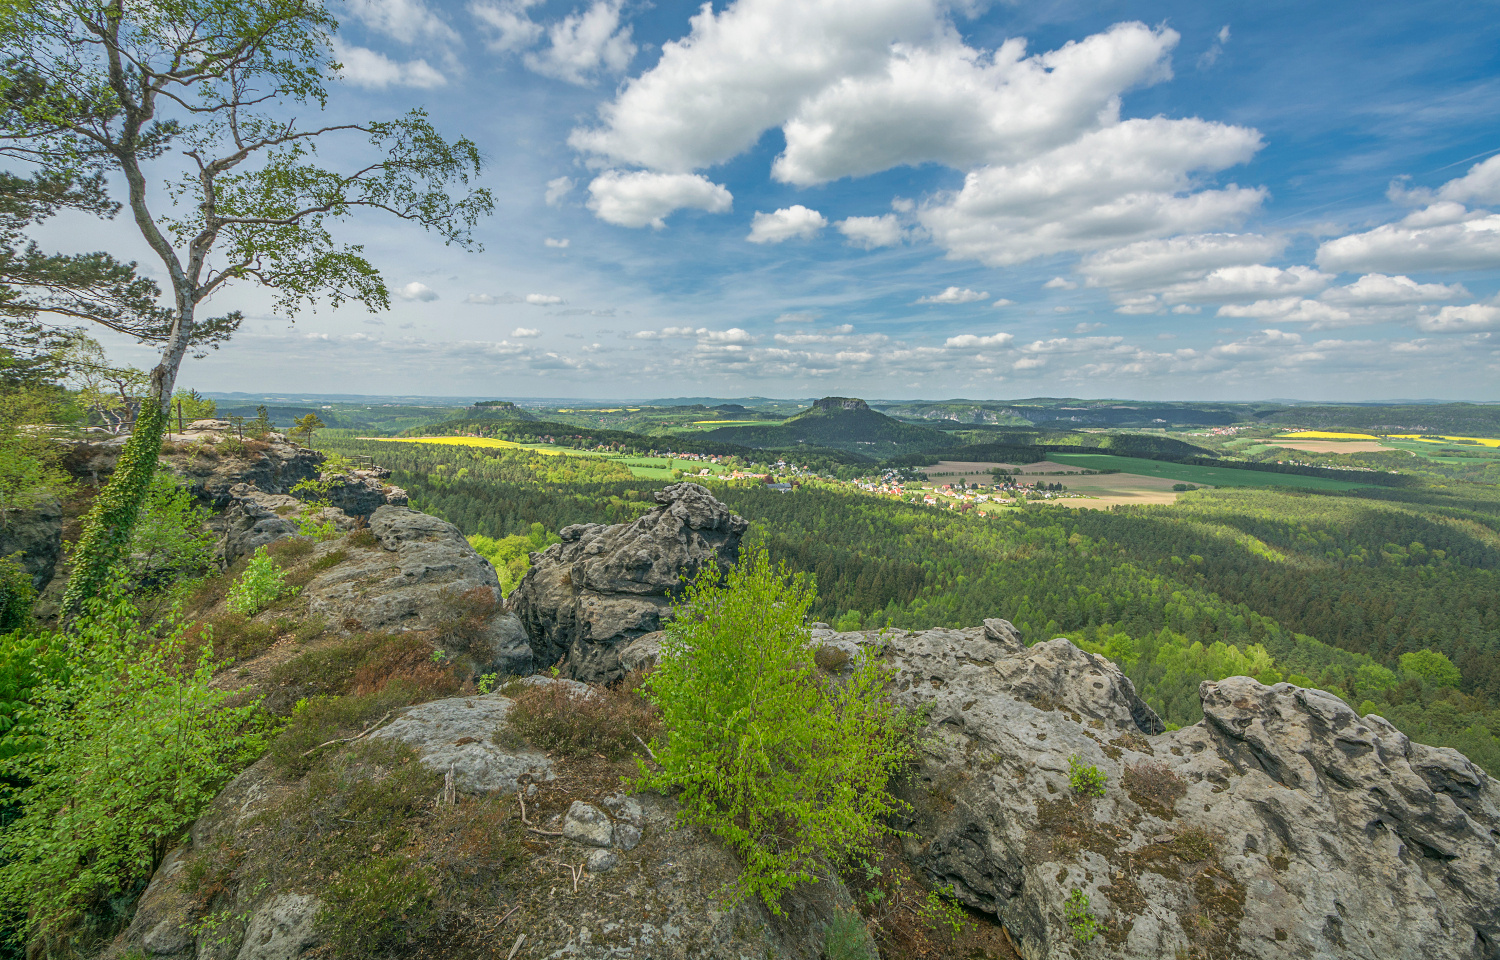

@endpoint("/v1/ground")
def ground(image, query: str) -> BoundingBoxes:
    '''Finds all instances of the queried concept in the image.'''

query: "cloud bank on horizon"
[142,0,1500,400]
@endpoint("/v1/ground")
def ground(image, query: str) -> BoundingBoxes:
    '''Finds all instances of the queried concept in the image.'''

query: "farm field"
[1269,440,1389,453]
[921,459,1185,507]
[362,436,727,480]
[1048,453,1373,490]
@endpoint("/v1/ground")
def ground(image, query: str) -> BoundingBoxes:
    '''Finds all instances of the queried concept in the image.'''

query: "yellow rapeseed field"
[364,436,566,455]
[1386,434,1500,447]
[1275,431,1381,440]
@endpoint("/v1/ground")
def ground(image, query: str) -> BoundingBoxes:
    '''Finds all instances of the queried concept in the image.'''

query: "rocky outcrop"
[0,498,63,590]
[300,506,532,676]
[110,684,867,960]
[59,429,323,509]
[509,483,747,682]
[306,467,407,518]
[817,623,1500,960]
[208,485,340,567]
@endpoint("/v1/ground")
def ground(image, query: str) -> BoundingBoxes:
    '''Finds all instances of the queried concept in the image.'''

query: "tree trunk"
[60,304,193,623]
[60,399,167,623]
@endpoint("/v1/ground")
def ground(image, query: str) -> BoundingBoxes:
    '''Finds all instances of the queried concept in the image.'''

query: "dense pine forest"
[317,435,1500,775]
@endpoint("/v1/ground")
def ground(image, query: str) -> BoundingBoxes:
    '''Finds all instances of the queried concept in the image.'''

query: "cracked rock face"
[299,506,534,676]
[508,483,747,682]
[835,624,1500,960]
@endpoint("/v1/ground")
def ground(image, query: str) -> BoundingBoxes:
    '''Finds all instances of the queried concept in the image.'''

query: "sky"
[37,0,1500,401]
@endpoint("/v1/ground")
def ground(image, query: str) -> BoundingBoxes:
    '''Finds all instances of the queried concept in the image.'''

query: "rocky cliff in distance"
[508,482,747,682]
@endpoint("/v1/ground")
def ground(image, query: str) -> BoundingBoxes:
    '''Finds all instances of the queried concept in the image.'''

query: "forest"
[313,434,1500,776]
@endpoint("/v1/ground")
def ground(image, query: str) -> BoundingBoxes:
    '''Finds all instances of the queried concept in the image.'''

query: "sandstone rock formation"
[300,506,533,676]
[811,623,1500,960]
[110,685,867,960]
[509,483,747,681]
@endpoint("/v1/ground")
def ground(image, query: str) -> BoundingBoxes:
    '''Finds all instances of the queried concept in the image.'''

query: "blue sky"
[66,0,1500,401]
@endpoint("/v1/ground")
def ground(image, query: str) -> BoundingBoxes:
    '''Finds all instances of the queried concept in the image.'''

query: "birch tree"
[0,0,493,615]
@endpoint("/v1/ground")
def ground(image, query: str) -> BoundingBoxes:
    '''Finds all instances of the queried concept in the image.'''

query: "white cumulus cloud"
[396,281,440,301]
[1044,277,1078,290]
[917,286,988,304]
[524,0,635,85]
[944,332,1015,348]
[525,293,564,305]
[1317,213,1500,273]
[1319,273,1468,306]
[346,0,460,45]
[1216,298,1352,325]
[771,22,1178,186]
[1157,264,1332,304]
[836,214,906,249]
[544,237,570,248]
[332,40,447,89]
[919,117,1265,266]
[585,170,732,228]
[1417,304,1500,333]
[512,327,542,338]
[747,205,827,243]
[1080,233,1286,289]
[470,0,545,52]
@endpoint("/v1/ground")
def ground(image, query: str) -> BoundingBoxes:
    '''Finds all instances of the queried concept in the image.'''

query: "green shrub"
[319,856,436,957]
[1068,754,1106,798]
[821,908,875,960]
[127,470,214,586]
[0,554,36,634]
[1399,649,1462,690]
[1064,888,1098,942]
[638,543,916,912]
[919,884,968,936]
[0,593,268,952]
[226,547,297,615]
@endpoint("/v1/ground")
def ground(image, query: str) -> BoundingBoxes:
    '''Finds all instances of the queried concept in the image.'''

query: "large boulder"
[834,624,1500,960]
[109,685,865,960]
[509,483,747,681]
[0,498,63,590]
[301,506,532,676]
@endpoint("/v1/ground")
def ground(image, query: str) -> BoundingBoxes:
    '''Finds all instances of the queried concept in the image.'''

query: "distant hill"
[876,399,1243,428]
[1253,403,1500,436]
[697,397,951,454]
[464,400,537,421]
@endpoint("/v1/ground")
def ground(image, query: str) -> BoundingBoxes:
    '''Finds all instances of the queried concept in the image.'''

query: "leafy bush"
[127,470,215,587]
[320,856,436,957]
[226,547,297,615]
[638,543,916,911]
[1064,888,1098,942]
[505,674,660,760]
[821,908,875,960]
[1068,754,1107,798]
[0,593,267,952]
[1399,649,1462,690]
[0,554,36,634]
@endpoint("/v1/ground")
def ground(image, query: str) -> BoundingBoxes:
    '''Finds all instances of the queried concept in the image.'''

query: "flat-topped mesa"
[811,396,869,412]
[508,483,748,683]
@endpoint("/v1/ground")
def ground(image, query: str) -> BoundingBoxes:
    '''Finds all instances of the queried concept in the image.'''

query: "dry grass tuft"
[505,671,660,760]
